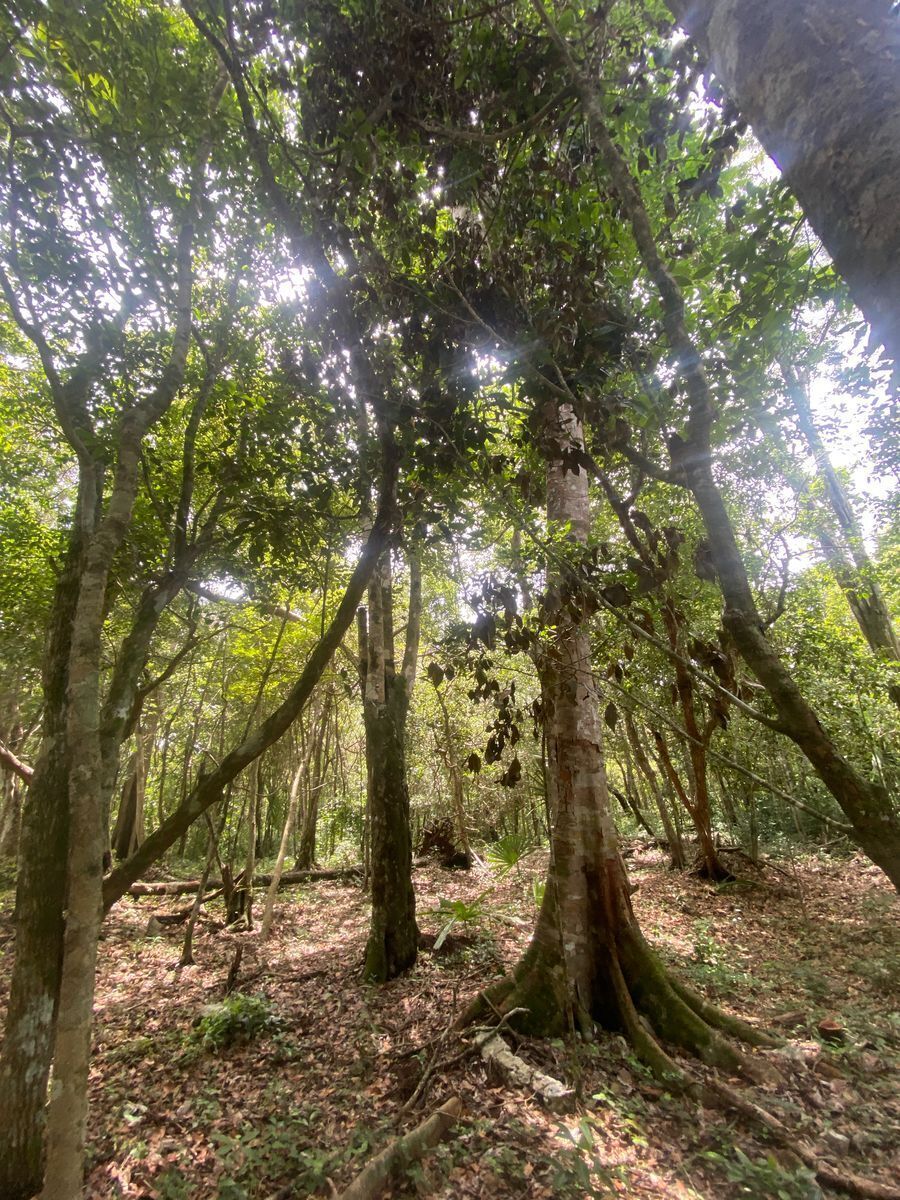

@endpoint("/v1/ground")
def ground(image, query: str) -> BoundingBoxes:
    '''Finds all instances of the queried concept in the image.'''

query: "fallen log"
[148,885,228,927]
[335,1097,463,1200]
[475,1029,574,1112]
[125,865,363,897]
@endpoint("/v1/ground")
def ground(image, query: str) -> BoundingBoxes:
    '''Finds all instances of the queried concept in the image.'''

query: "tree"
[531,1,900,890]
[666,0,900,379]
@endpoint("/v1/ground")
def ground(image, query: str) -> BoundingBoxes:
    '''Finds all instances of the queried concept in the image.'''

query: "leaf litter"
[0,847,897,1199]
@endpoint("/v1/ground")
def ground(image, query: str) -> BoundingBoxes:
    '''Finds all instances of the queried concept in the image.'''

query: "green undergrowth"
[189,993,281,1053]
[119,1087,379,1200]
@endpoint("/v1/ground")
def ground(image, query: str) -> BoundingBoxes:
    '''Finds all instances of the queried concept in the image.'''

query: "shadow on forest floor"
[0,848,897,1198]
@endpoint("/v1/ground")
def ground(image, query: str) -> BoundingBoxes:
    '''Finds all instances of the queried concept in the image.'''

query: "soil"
[0,845,897,1199]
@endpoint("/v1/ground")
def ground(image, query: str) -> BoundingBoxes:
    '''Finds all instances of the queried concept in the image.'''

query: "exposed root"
[335,1097,463,1200]
[669,974,779,1048]
[607,942,687,1086]
[454,919,780,1093]
[700,1077,900,1200]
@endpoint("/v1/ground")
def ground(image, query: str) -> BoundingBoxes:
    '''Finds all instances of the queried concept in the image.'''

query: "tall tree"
[465,396,769,1072]
[535,0,900,889]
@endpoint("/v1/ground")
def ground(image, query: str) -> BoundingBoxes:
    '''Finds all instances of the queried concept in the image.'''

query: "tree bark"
[624,712,686,869]
[783,363,900,707]
[260,758,305,940]
[101,500,394,909]
[0,535,81,1200]
[660,602,732,881]
[683,458,900,889]
[296,693,333,870]
[0,783,20,860]
[667,0,900,378]
[126,865,363,896]
[360,551,418,982]
[335,1098,463,1200]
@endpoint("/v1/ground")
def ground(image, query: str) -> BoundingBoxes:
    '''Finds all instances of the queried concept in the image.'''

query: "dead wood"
[125,866,363,896]
[475,1025,574,1112]
[150,885,227,926]
[334,1096,463,1200]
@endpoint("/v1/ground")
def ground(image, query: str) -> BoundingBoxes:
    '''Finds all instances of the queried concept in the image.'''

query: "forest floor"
[0,846,898,1200]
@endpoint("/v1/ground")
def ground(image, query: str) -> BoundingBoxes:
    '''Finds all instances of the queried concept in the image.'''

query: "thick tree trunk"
[667,0,900,376]
[469,400,766,1073]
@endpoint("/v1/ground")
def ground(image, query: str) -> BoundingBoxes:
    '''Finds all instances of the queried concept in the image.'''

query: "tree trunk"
[0,771,23,860]
[434,685,473,865]
[0,535,81,1200]
[101,504,394,909]
[660,601,732,881]
[783,363,900,707]
[260,758,305,941]
[110,710,153,862]
[667,0,900,378]
[180,816,220,967]
[546,27,900,890]
[467,400,765,1073]
[360,552,418,982]
[241,758,261,930]
[296,693,333,870]
[624,713,686,869]
[683,455,900,889]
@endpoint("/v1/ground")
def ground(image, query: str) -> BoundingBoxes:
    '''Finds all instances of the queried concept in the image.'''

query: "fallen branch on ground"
[474,1010,574,1112]
[125,866,363,896]
[334,1097,463,1200]
[149,886,228,926]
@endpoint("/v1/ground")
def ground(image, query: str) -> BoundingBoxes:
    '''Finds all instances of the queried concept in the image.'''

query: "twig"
[399,1019,455,1114]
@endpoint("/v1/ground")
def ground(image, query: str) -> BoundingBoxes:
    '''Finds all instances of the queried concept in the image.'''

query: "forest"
[0,1,898,1197]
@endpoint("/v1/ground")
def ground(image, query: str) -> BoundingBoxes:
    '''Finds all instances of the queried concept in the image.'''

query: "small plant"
[191,992,280,1052]
[485,830,533,875]
[552,1117,624,1197]
[429,890,492,950]
[691,918,720,965]
[531,877,546,909]
[701,1148,822,1199]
